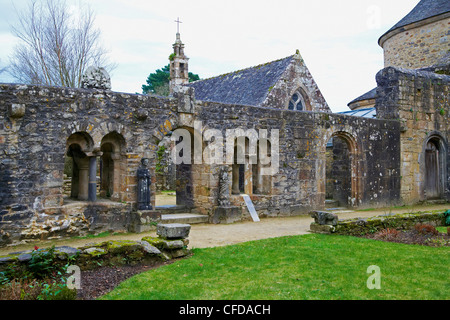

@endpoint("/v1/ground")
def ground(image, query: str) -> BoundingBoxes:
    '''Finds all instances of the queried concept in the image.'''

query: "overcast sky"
[0,0,420,112]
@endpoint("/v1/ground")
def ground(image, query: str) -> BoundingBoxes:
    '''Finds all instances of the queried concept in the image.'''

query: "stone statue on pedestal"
[218,166,231,207]
[137,158,152,210]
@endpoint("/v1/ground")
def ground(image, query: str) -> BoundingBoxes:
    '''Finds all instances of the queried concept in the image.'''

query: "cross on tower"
[174,17,182,33]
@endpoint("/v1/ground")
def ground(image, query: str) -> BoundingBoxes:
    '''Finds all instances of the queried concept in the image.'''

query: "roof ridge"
[188,55,294,84]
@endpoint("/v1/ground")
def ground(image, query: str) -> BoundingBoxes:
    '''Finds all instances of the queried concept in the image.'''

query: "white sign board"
[242,194,260,222]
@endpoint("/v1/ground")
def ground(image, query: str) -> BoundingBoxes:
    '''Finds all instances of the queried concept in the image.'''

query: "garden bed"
[361,224,450,247]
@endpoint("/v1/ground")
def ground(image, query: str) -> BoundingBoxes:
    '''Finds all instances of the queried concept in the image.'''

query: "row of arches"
[65,131,126,202]
[64,127,448,210]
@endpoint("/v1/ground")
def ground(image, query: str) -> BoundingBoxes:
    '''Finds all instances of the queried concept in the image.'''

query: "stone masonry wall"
[376,66,450,204]
[0,83,178,245]
[192,100,401,218]
[0,82,401,246]
[382,16,450,69]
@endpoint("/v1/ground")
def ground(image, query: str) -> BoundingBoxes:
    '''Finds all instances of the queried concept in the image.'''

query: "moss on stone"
[333,211,445,236]
[141,236,165,249]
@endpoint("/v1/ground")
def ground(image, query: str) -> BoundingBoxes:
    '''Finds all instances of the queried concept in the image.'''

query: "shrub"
[414,224,439,235]
[0,246,77,300]
[374,228,399,240]
[0,279,43,300]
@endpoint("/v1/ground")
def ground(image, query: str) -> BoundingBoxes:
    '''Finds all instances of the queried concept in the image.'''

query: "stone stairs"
[324,207,355,214]
[155,205,209,224]
[325,199,355,214]
[160,213,209,224]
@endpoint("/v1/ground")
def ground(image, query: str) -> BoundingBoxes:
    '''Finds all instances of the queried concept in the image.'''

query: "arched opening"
[154,127,196,210]
[155,137,177,207]
[325,132,360,208]
[100,142,114,198]
[232,137,252,195]
[424,136,446,200]
[100,132,126,201]
[65,132,94,201]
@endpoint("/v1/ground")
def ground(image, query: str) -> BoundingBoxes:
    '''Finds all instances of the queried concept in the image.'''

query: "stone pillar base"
[309,223,336,234]
[211,206,241,224]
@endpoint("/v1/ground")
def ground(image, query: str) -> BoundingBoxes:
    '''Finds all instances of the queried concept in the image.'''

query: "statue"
[137,158,152,210]
[218,166,231,207]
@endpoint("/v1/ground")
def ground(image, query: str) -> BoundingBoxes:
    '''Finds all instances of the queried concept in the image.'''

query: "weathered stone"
[107,240,141,254]
[161,239,185,250]
[310,211,338,226]
[8,104,25,118]
[309,223,336,234]
[157,223,191,239]
[211,206,241,224]
[0,256,16,264]
[83,247,106,256]
[55,246,81,258]
[81,66,111,90]
[139,241,162,255]
[17,253,32,262]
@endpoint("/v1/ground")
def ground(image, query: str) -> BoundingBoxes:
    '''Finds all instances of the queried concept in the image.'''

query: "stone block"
[8,104,26,118]
[310,211,338,226]
[211,206,241,224]
[139,241,162,255]
[157,223,191,239]
[309,223,336,234]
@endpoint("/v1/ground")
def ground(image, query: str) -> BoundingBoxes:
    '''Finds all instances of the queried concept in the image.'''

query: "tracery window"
[288,91,306,111]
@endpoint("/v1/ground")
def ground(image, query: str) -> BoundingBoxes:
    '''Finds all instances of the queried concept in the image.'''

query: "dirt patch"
[76,260,174,300]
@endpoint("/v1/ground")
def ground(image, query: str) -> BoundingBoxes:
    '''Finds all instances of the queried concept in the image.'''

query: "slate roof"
[379,0,450,44]
[185,55,294,106]
[347,88,378,106]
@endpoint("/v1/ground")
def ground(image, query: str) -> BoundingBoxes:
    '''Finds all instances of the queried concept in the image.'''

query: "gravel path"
[1,204,447,255]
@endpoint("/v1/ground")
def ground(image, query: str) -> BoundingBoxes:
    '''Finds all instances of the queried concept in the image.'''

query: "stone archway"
[324,131,362,208]
[100,132,127,201]
[423,135,447,200]
[66,132,94,201]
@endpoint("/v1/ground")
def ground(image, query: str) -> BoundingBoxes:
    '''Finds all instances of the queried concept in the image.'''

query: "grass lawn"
[101,234,449,300]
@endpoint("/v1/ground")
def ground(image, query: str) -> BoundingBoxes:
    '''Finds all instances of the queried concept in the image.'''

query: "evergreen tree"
[142,64,199,95]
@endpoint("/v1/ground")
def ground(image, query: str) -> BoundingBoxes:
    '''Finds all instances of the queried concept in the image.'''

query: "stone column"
[232,164,240,194]
[78,162,89,201]
[244,162,253,195]
[88,156,97,202]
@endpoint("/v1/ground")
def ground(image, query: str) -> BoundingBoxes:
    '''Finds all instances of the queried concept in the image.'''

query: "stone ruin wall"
[0,81,402,246]
[0,84,178,245]
[376,66,450,204]
[194,100,401,219]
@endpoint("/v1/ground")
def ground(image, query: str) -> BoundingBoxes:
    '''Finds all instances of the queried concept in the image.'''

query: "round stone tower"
[378,0,450,69]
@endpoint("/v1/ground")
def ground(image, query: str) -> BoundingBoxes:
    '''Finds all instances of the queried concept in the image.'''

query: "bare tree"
[9,0,115,88]
[0,59,6,76]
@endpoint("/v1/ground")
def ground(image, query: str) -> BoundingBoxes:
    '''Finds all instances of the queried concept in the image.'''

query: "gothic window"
[288,91,306,111]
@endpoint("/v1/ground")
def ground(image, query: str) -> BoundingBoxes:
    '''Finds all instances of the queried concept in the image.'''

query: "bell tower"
[169,18,189,94]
